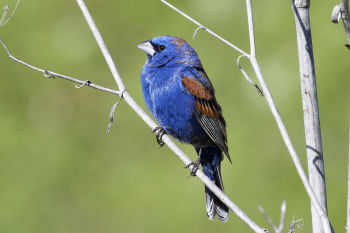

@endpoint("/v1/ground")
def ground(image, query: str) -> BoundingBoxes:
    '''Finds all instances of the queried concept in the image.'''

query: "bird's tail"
[196,146,229,222]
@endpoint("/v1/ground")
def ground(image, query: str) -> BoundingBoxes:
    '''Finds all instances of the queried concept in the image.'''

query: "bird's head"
[137,36,201,67]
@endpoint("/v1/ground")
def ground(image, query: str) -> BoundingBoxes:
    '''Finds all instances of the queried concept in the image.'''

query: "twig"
[0,5,9,26]
[0,39,121,96]
[75,0,267,232]
[161,0,333,232]
[106,91,125,133]
[237,55,263,96]
[259,205,277,233]
[279,201,287,233]
[193,26,206,40]
[288,217,304,233]
[160,0,250,57]
[258,201,286,233]
[0,0,20,28]
[331,0,350,50]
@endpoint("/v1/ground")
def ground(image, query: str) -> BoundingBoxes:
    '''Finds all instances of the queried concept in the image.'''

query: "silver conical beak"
[137,40,155,56]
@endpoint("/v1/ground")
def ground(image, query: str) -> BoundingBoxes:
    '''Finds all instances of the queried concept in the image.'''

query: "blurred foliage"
[0,0,349,232]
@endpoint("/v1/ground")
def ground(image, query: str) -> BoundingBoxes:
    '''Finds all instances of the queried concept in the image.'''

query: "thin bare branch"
[160,0,250,57]
[193,26,206,40]
[0,5,9,26]
[106,90,125,133]
[258,206,278,233]
[258,201,286,233]
[279,200,287,233]
[0,0,20,27]
[2,0,20,26]
[237,55,263,96]
[0,39,121,96]
[163,0,332,232]
[245,0,256,57]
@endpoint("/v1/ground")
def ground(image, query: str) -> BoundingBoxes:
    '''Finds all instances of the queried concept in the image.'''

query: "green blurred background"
[0,0,349,232]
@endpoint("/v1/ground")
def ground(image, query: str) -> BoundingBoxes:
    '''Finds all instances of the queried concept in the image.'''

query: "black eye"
[158,45,166,51]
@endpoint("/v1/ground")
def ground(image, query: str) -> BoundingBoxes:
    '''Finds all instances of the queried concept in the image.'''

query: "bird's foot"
[185,157,201,177]
[152,126,167,147]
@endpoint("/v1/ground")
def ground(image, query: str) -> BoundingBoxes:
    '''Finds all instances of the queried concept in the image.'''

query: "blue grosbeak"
[137,36,230,222]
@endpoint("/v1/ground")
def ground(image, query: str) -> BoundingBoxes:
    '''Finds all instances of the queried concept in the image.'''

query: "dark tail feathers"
[204,165,229,222]
[197,146,229,222]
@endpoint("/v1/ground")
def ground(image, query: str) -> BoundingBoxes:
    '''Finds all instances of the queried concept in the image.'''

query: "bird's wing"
[182,67,231,163]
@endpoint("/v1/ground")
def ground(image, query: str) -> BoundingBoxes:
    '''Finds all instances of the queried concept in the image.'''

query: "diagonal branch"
[0,39,121,96]
[161,0,332,232]
[160,0,250,57]
[75,0,268,232]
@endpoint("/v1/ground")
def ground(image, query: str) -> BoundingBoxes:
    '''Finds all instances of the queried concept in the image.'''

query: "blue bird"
[137,36,230,222]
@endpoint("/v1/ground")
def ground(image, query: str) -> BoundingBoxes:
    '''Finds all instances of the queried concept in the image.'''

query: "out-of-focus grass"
[0,0,349,232]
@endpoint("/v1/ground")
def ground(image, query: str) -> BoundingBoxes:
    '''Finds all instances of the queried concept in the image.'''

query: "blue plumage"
[138,36,230,222]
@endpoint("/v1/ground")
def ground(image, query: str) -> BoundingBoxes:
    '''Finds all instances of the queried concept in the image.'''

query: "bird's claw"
[152,126,167,147]
[185,158,201,177]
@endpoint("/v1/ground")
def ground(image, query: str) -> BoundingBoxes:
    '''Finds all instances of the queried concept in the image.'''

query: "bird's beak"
[137,40,155,56]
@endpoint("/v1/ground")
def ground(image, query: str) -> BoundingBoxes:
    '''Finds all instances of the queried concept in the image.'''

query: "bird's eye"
[158,45,166,51]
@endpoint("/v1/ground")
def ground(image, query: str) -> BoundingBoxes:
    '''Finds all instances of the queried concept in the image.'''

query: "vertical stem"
[292,1,329,233]
[246,0,331,231]
[246,0,256,57]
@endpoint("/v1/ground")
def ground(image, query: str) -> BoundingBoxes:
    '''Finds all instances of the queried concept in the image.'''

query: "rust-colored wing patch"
[182,77,211,100]
[182,76,220,118]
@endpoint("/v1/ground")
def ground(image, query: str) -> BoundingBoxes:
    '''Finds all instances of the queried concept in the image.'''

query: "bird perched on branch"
[137,36,230,222]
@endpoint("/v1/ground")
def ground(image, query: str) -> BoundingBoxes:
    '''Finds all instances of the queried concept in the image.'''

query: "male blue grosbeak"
[137,36,230,222]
